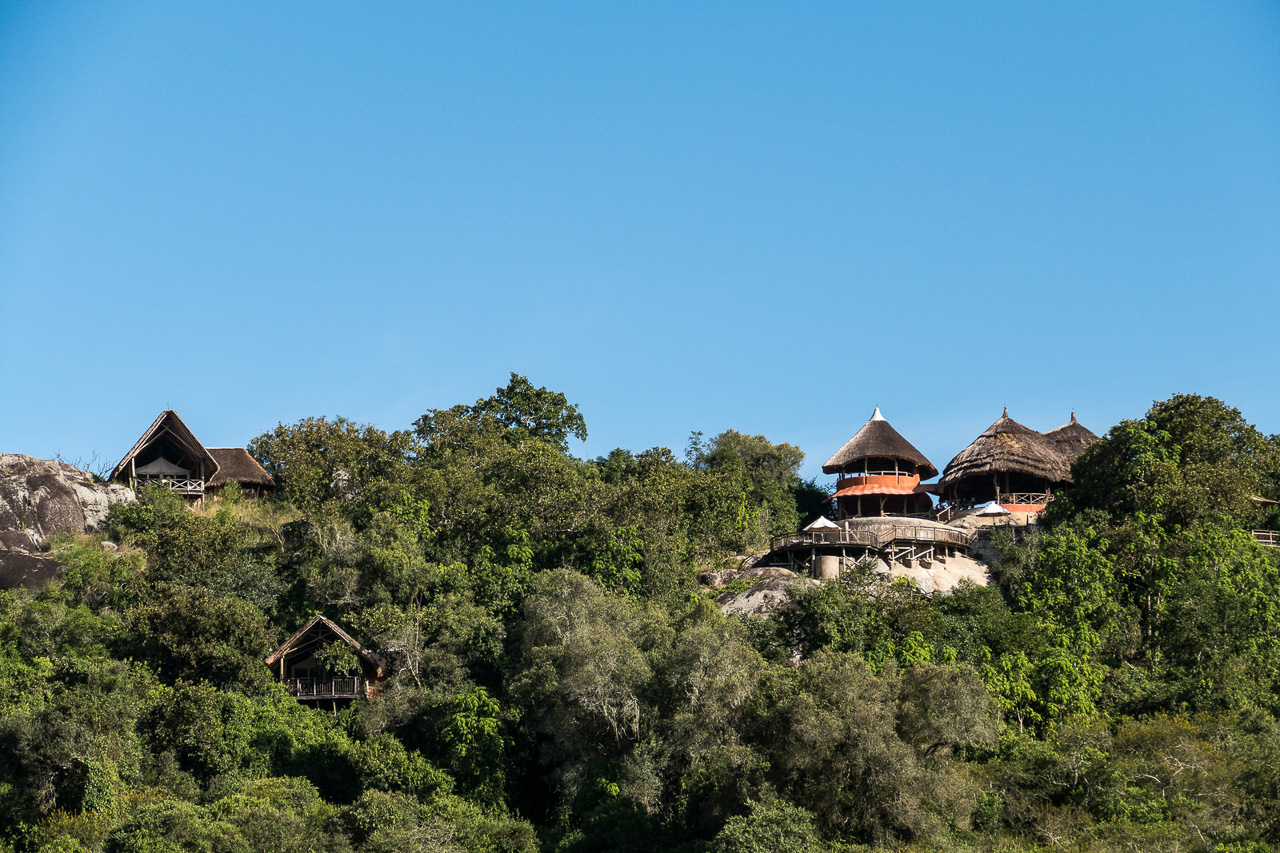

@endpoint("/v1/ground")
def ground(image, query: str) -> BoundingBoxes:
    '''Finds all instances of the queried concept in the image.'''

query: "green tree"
[123,584,276,694]
[688,430,805,539]
[712,798,829,853]
[249,416,416,523]
[414,373,587,453]
[1058,393,1280,531]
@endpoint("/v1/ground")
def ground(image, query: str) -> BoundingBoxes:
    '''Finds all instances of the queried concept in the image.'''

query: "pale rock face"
[0,453,136,590]
[716,575,819,618]
[886,554,992,595]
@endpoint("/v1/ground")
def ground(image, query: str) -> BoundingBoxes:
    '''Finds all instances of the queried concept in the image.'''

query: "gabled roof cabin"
[265,615,387,710]
[110,410,220,500]
[822,408,936,518]
[110,410,273,501]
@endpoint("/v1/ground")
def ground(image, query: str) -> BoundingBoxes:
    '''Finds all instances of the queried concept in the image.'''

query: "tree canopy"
[7,389,1280,852]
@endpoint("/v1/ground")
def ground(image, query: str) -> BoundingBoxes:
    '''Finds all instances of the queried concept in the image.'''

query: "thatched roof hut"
[1042,413,1099,463]
[823,409,936,519]
[939,409,1072,507]
[207,448,275,494]
[109,410,219,498]
[822,408,937,478]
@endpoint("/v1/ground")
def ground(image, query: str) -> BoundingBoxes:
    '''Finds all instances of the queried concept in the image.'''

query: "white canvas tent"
[135,457,190,476]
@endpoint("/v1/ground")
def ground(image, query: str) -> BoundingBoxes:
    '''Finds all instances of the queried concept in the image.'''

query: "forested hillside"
[4,379,1280,852]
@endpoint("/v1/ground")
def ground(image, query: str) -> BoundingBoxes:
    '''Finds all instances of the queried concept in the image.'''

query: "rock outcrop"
[713,567,820,618]
[0,454,135,590]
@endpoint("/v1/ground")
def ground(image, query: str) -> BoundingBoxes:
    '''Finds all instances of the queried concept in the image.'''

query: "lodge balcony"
[285,676,368,700]
[1253,530,1278,548]
[135,474,206,495]
[835,471,922,491]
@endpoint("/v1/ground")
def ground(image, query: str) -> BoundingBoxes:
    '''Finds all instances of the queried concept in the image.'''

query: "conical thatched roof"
[939,409,1072,493]
[207,448,275,488]
[822,408,937,478]
[1042,413,1099,463]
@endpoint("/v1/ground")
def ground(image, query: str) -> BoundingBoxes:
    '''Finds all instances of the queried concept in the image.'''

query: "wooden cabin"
[110,410,273,502]
[822,408,937,519]
[110,411,220,501]
[265,615,387,711]
[938,409,1077,512]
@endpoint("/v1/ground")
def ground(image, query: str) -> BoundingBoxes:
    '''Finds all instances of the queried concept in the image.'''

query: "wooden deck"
[286,676,367,700]
[771,523,974,554]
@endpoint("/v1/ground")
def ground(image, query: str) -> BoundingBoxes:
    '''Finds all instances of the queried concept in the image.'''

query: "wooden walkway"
[770,524,974,554]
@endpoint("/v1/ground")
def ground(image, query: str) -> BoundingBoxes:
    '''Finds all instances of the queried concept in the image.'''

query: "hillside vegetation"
[4,379,1280,852]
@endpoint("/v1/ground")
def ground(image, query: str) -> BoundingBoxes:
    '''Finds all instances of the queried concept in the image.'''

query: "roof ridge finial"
[1002,406,1008,417]
[871,407,885,422]
[1070,411,1078,423]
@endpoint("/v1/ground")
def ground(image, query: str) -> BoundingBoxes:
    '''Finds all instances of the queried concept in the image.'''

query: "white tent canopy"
[135,457,190,476]
[803,516,841,531]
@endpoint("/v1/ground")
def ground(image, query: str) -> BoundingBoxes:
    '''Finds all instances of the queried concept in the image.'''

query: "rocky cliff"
[0,454,134,590]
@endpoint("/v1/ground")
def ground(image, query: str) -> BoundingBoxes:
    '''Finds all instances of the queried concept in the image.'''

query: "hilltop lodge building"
[771,407,1098,580]
[109,410,274,502]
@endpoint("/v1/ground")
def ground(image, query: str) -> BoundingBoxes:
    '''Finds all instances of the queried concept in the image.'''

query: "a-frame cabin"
[265,615,388,711]
[110,410,274,502]
[110,410,220,501]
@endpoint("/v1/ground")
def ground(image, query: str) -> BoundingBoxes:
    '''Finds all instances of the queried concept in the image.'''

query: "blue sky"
[2,2,1279,481]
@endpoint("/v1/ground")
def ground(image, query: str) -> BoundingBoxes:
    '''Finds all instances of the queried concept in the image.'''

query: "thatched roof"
[110,410,219,483]
[207,448,274,488]
[1042,413,1099,463]
[822,408,937,478]
[939,409,1072,492]
[266,614,386,676]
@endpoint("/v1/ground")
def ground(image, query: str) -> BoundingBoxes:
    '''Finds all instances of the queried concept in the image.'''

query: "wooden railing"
[938,494,1054,516]
[286,676,366,699]
[771,524,974,554]
[836,472,921,486]
[994,493,1054,507]
[1253,530,1278,548]
[136,475,205,495]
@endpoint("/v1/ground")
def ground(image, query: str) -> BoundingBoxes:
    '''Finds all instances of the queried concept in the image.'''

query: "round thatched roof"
[822,408,937,478]
[939,409,1072,492]
[1042,413,1099,463]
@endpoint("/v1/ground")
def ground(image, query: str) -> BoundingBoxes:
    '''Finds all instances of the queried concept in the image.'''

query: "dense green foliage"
[6,382,1280,851]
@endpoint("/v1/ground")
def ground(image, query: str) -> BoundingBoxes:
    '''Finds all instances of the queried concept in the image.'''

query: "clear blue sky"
[3,2,1279,482]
